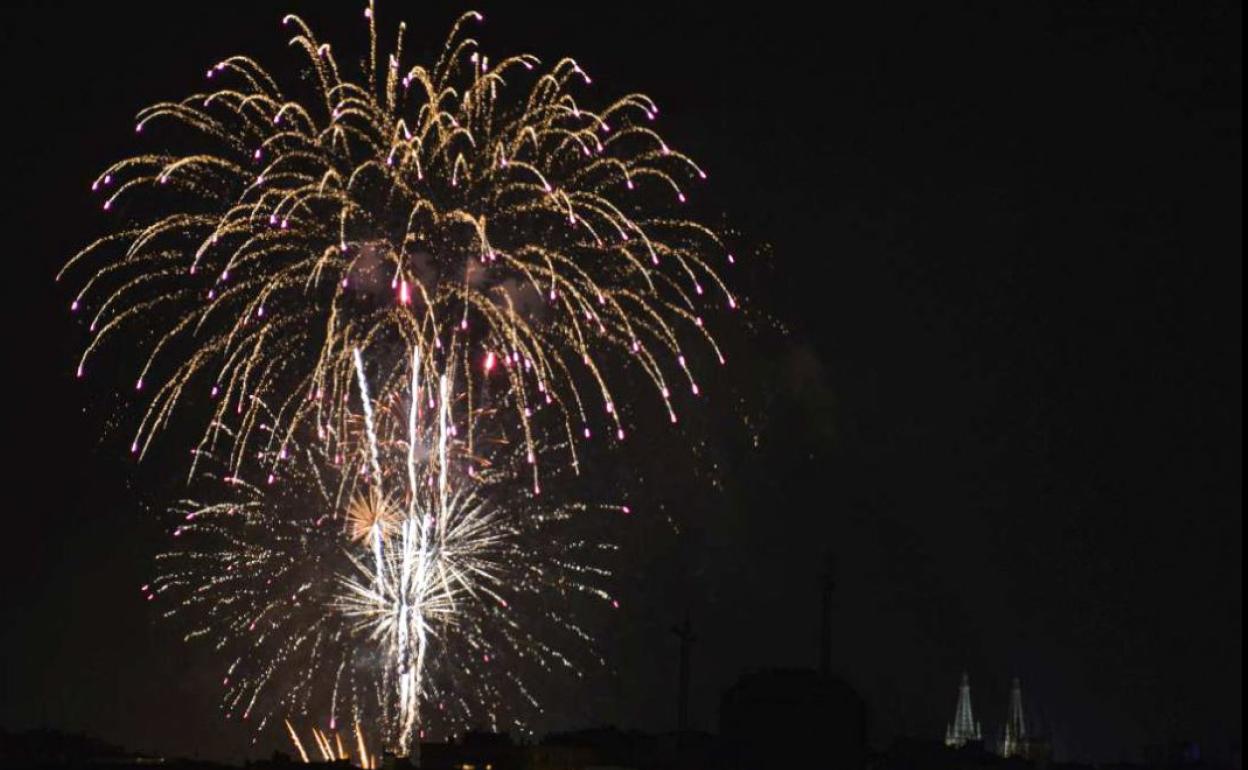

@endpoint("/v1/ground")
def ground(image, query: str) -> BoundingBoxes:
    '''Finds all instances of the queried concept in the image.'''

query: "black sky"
[1,1,1240,765]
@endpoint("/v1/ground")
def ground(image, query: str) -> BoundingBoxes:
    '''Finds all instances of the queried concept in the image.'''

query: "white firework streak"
[148,348,625,757]
[65,4,738,755]
[341,349,510,753]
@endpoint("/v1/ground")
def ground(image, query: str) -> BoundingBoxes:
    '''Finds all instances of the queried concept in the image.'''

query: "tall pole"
[820,554,837,678]
[671,611,695,738]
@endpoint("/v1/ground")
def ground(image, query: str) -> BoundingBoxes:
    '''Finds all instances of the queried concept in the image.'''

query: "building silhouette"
[716,555,867,768]
[719,668,868,769]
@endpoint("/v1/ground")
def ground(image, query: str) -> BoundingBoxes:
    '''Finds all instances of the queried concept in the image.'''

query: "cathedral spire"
[945,672,983,748]
[1003,677,1028,758]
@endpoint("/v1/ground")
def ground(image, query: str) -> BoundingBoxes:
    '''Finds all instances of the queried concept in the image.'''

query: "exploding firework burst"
[153,350,621,753]
[61,2,737,493]
[64,2,737,759]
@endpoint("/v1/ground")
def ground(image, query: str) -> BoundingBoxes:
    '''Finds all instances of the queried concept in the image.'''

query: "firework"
[153,349,620,753]
[285,720,380,769]
[65,2,736,758]
[61,2,737,493]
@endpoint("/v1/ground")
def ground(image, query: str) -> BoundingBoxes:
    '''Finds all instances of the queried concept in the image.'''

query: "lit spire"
[1003,677,1028,758]
[945,672,983,748]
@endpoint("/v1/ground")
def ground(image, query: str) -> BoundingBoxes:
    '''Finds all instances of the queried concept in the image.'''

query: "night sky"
[1,1,1240,765]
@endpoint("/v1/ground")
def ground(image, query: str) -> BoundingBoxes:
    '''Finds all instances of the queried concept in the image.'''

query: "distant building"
[871,736,1054,770]
[540,727,654,769]
[1002,677,1028,759]
[251,754,351,770]
[944,672,984,749]
[418,731,524,770]
[719,668,867,769]
[0,728,173,768]
[1001,678,1051,761]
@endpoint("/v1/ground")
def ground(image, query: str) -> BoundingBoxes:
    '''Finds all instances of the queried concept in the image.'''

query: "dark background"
[1,1,1240,765]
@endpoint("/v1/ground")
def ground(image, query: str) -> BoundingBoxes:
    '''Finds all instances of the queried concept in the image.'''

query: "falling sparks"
[61,1,739,760]
[153,358,621,755]
[61,6,736,471]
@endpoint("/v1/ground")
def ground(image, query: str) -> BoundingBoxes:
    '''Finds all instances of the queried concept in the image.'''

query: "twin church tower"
[945,673,1048,760]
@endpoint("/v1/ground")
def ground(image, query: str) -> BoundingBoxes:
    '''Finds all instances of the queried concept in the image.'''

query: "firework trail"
[64,2,736,758]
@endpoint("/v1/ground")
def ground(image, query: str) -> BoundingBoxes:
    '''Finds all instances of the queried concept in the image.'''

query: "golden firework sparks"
[68,2,737,759]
